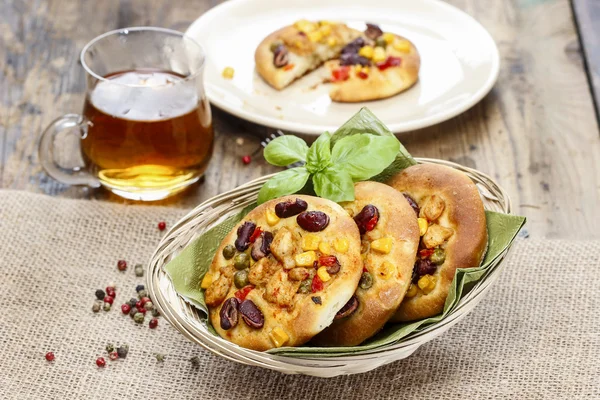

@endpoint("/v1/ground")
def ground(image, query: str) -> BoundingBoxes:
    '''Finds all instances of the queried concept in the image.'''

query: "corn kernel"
[307,30,323,42]
[327,37,337,47]
[426,276,437,293]
[382,32,395,44]
[318,241,331,255]
[319,20,334,26]
[378,261,395,280]
[295,251,316,267]
[317,266,331,282]
[358,45,374,59]
[302,234,321,251]
[393,40,411,53]
[417,274,432,290]
[418,218,428,236]
[370,237,393,254]
[221,67,234,79]
[372,47,386,63]
[333,238,349,253]
[266,209,280,226]
[200,273,213,289]
[406,284,418,298]
[319,24,332,36]
[294,19,317,33]
[269,327,289,347]
[362,66,370,74]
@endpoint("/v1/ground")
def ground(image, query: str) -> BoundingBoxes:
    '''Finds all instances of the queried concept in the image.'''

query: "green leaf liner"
[164,107,526,358]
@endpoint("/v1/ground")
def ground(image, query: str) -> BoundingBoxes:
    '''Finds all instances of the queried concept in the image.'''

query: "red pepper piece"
[365,214,379,232]
[419,248,435,258]
[362,267,369,273]
[318,255,339,267]
[311,275,324,293]
[357,71,369,79]
[234,285,254,301]
[249,227,262,243]
[283,63,295,71]
[331,66,350,82]
[376,56,402,71]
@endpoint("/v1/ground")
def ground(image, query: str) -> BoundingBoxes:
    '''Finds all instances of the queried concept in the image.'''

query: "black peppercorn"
[95,289,105,300]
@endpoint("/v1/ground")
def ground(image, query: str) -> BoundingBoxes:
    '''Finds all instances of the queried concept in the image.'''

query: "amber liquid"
[81,69,213,199]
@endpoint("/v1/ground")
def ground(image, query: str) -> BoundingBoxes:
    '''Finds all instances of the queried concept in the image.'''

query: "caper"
[234,270,249,288]
[430,248,446,265]
[222,244,236,260]
[234,253,250,270]
[298,279,312,294]
[359,272,373,290]
[270,40,283,52]
[375,37,387,48]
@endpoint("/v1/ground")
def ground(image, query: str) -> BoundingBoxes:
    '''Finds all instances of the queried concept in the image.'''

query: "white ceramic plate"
[186,0,500,135]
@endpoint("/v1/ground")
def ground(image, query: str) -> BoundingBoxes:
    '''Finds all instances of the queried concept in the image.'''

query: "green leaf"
[305,132,332,174]
[313,166,355,202]
[263,135,309,166]
[331,107,417,182]
[257,167,310,204]
[331,134,400,181]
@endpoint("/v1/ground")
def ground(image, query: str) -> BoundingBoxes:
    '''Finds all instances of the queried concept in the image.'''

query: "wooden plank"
[1,0,600,238]
[572,0,600,121]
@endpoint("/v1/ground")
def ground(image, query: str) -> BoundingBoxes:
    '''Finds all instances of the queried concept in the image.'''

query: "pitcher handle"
[38,113,100,187]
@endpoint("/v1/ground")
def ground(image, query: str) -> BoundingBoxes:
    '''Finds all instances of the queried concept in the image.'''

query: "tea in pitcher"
[81,69,214,198]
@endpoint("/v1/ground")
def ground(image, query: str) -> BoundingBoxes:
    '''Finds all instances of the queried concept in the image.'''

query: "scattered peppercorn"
[117,344,129,359]
[95,289,105,300]
[117,260,127,271]
[135,285,145,293]
[45,352,55,361]
[149,318,158,329]
[136,307,146,315]
[103,296,114,305]
[103,302,111,312]
[152,309,160,317]
[140,297,150,306]
[135,300,143,309]
[92,301,102,313]
[242,155,251,165]
[105,286,116,297]
[96,357,106,367]
[190,356,200,366]
[138,290,148,299]
[134,313,145,323]
[155,353,165,362]
[121,304,131,314]
[144,301,154,311]
[158,221,166,231]
[109,351,119,361]
[106,343,115,353]
[129,306,137,318]
[134,264,144,277]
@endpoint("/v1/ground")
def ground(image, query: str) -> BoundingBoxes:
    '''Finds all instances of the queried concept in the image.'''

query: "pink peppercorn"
[96,357,106,367]
[140,297,150,306]
[158,221,166,231]
[117,260,127,271]
[109,352,118,361]
[121,304,131,314]
[242,155,251,165]
[106,286,116,297]
[45,352,55,361]
[149,318,158,329]
[136,306,146,315]
[104,296,114,305]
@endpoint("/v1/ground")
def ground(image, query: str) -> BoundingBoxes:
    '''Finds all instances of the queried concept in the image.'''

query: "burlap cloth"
[0,190,598,399]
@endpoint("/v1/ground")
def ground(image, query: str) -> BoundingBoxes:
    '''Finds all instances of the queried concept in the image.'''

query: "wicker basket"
[146,158,512,377]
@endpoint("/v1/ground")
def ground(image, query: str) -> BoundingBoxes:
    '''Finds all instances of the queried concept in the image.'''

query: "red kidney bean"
[235,221,256,251]
[403,194,420,216]
[239,300,264,329]
[275,198,308,218]
[273,46,289,68]
[219,297,240,330]
[354,205,379,234]
[334,296,359,319]
[319,255,340,274]
[297,211,329,232]
[251,231,274,261]
[365,23,383,39]
[413,259,437,282]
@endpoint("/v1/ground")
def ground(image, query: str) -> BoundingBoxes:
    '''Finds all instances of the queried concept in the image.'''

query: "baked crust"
[313,182,419,346]
[328,35,420,102]
[386,164,488,322]
[206,195,362,350]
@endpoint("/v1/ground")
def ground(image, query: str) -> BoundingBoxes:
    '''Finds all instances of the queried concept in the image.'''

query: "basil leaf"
[313,166,355,203]
[331,107,417,182]
[331,134,400,181]
[306,132,332,174]
[263,135,309,166]
[257,167,310,204]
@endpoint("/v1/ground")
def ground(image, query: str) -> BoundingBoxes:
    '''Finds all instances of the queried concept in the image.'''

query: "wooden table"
[2,0,599,239]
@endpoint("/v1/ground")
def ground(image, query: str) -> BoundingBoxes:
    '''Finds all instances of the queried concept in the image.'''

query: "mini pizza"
[386,164,488,322]
[202,195,362,351]
[254,20,420,102]
[313,182,419,346]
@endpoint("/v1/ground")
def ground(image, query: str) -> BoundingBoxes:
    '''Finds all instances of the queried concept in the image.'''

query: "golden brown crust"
[328,34,420,102]
[255,26,299,90]
[313,182,419,346]
[386,164,488,321]
[206,195,362,351]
